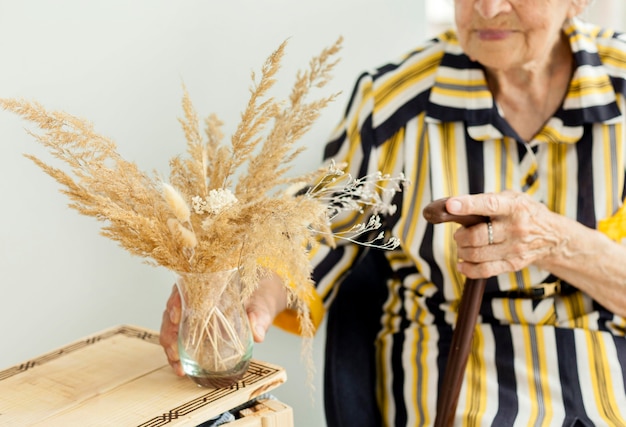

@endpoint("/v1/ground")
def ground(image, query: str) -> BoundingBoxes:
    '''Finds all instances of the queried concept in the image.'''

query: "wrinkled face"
[454,0,585,71]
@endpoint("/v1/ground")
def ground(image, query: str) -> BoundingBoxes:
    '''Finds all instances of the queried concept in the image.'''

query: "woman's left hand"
[445,191,562,279]
[446,190,626,317]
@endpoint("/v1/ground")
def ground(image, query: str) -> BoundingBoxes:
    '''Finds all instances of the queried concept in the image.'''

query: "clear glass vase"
[175,268,253,388]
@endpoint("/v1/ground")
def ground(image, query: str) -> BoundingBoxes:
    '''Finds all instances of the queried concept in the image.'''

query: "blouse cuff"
[273,288,325,335]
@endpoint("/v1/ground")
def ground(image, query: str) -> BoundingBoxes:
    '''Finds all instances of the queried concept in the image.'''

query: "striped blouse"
[300,18,626,426]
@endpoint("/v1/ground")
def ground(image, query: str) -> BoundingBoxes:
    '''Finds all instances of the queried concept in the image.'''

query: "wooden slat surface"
[0,325,288,427]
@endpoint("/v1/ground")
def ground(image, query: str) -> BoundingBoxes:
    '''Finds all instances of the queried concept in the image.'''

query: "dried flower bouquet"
[2,37,407,382]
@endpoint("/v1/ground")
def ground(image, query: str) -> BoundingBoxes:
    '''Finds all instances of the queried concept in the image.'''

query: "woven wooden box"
[0,325,293,426]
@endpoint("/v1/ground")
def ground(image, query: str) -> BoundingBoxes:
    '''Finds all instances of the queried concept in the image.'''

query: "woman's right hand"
[159,285,184,376]
[159,272,288,375]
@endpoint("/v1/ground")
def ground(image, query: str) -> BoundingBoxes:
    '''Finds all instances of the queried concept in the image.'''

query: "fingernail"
[166,347,179,362]
[447,199,462,214]
[170,306,180,324]
[255,324,266,341]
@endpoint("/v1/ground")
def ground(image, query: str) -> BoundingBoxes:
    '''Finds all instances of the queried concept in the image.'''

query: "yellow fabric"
[598,203,626,243]
[273,289,325,335]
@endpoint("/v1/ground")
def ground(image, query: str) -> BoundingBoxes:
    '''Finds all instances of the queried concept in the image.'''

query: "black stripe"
[376,90,432,145]
[555,328,595,424]
[573,49,603,67]
[323,130,346,160]
[491,324,518,425]
[438,50,484,70]
[390,310,409,426]
[465,131,485,195]
[556,102,622,125]
[323,72,371,160]
[609,75,626,98]
[576,125,596,228]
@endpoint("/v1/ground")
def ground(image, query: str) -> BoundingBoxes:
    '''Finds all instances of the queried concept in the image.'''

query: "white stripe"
[510,325,533,427]
[574,329,604,422]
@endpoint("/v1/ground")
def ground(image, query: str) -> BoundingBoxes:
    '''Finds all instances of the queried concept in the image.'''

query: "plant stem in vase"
[176,268,253,388]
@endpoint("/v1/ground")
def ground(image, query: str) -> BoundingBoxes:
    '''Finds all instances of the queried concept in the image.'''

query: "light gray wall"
[583,0,626,29]
[0,2,424,426]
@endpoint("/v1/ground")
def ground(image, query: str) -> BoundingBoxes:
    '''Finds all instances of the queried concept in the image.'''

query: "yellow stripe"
[400,114,428,252]
[431,86,492,100]
[587,332,623,425]
[434,75,486,87]
[493,138,503,190]
[462,328,487,426]
[563,292,590,329]
[377,277,404,423]
[376,333,392,423]
[521,326,540,422]
[379,126,404,175]
[503,138,515,190]
[536,125,580,145]
[375,52,442,114]
[546,143,568,214]
[503,298,515,324]
[569,75,614,97]
[598,44,626,70]
[407,299,434,425]
[537,327,554,427]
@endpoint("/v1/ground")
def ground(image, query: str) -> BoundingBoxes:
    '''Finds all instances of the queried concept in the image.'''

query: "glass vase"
[175,268,253,388]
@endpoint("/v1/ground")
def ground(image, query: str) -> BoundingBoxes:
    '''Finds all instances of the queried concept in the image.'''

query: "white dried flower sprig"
[329,216,402,249]
[301,161,409,249]
[192,189,238,215]
[308,162,407,217]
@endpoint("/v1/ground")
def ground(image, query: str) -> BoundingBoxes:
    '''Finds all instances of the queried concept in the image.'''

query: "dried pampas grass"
[2,37,407,386]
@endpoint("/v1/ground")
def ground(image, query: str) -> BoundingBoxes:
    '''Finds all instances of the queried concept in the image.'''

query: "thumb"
[446,192,511,217]
[247,305,273,343]
[245,272,288,343]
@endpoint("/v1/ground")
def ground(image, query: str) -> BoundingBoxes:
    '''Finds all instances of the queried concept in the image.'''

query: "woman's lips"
[476,29,512,41]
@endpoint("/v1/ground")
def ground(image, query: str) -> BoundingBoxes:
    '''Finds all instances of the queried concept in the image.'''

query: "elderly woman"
[161,0,626,425]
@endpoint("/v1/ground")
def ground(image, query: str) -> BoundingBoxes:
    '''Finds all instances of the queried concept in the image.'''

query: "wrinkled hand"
[446,191,561,279]
[159,274,288,376]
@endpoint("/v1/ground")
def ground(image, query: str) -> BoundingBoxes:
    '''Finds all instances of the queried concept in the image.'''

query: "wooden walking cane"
[423,198,489,427]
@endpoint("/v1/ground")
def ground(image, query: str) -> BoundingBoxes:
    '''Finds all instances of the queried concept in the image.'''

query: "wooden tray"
[0,325,289,426]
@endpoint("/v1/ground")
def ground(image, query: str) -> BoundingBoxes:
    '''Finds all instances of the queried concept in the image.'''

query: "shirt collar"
[426,18,622,143]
